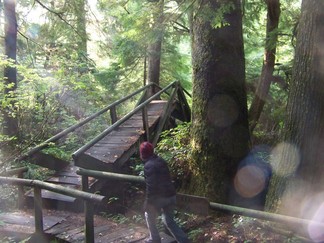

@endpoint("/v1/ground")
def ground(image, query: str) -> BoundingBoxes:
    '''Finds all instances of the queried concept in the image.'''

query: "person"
[139,141,190,243]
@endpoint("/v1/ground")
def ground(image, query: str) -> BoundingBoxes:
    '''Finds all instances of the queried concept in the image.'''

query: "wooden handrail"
[0,176,105,243]
[0,167,28,208]
[77,168,324,235]
[72,81,177,160]
[152,82,179,146]
[16,83,155,162]
[16,80,189,165]
[0,166,28,176]
[0,176,104,202]
[77,168,145,184]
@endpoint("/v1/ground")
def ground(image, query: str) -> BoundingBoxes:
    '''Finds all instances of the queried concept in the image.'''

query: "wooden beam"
[0,176,105,203]
[34,187,43,234]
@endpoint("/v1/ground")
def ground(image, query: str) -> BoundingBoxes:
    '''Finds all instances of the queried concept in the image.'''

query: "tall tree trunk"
[266,1,324,237]
[249,0,281,133]
[0,0,3,53]
[188,0,250,203]
[3,0,18,139]
[147,0,164,95]
[75,0,87,55]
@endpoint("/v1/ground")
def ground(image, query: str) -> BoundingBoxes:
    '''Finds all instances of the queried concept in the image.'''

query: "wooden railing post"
[110,105,118,124]
[33,187,43,235]
[142,105,150,141]
[152,83,178,146]
[82,175,94,243]
[85,201,94,243]
[17,170,26,209]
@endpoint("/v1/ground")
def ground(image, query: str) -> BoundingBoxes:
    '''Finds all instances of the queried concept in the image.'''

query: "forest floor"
[181,213,310,242]
[124,210,311,243]
[124,192,311,243]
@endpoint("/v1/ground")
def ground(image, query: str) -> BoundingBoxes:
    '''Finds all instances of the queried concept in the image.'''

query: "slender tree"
[2,0,18,139]
[75,0,87,55]
[266,0,324,233]
[248,0,281,133]
[0,0,3,53]
[147,0,164,95]
[187,0,250,203]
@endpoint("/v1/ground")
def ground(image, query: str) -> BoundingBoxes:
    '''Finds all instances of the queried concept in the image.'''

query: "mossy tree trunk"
[266,0,324,222]
[3,0,18,139]
[188,0,250,203]
[147,0,164,95]
[75,0,87,55]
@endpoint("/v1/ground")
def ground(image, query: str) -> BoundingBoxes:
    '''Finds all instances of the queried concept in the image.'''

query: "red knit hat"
[140,142,154,160]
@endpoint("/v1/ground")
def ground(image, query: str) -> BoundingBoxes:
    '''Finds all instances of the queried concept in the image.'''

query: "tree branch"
[34,0,81,38]
[173,21,190,33]
[34,0,64,15]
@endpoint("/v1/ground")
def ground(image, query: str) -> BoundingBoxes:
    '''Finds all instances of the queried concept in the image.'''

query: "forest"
[1,0,324,242]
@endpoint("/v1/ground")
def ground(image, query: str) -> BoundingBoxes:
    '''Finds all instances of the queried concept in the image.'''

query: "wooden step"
[75,100,167,172]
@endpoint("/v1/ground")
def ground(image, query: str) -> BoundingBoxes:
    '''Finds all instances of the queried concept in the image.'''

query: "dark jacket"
[144,154,176,203]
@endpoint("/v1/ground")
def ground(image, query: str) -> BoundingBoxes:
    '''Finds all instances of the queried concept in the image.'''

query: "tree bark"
[75,0,87,54]
[249,0,281,133]
[147,0,164,95]
[266,0,324,226]
[3,0,18,138]
[188,0,250,203]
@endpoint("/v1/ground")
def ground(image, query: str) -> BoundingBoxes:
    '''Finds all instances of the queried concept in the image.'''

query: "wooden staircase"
[23,81,191,210]
[74,100,167,172]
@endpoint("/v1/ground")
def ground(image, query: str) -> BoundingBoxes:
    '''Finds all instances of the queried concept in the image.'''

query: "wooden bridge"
[2,80,324,242]
[0,81,191,242]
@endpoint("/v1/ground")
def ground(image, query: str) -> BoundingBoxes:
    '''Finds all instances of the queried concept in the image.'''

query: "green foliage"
[188,227,203,241]
[212,2,235,28]
[156,122,191,183]
[22,162,55,181]
[97,0,192,88]
[0,186,18,211]
[243,0,300,143]
[0,0,303,196]
[131,163,144,177]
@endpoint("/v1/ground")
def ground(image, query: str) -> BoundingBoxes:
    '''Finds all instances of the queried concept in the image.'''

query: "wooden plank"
[46,176,81,185]
[45,222,72,235]
[88,143,132,149]
[97,136,138,144]
[114,143,139,167]
[30,152,69,171]
[76,100,167,171]
[109,129,144,136]
[75,153,117,172]
[26,189,77,203]
[176,193,210,216]
[85,150,123,164]
[53,165,78,177]
[0,212,65,236]
[56,225,84,241]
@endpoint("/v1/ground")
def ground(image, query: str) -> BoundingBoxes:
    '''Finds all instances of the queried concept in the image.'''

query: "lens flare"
[270,142,300,176]
[234,165,266,198]
[308,202,324,242]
